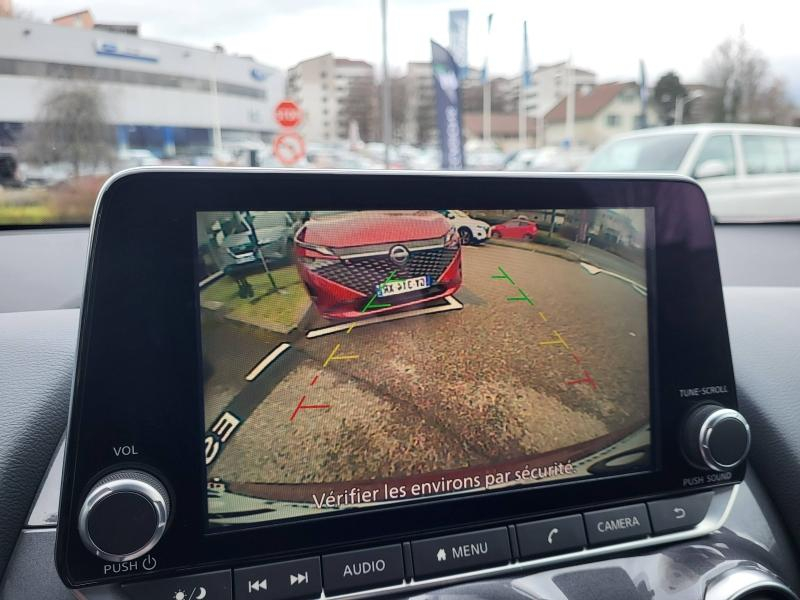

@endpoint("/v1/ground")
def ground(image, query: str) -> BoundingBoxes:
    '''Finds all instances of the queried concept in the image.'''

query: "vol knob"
[683,404,751,472]
[78,470,170,562]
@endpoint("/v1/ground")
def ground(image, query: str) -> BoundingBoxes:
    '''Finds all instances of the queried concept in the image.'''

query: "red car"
[294,211,462,319]
[490,218,539,241]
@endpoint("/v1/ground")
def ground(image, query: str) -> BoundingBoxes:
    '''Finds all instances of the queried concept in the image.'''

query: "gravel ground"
[209,244,649,484]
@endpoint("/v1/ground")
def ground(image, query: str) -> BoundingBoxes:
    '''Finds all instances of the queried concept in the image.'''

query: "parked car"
[505,146,591,172]
[408,147,441,170]
[219,211,298,269]
[583,124,800,222]
[0,148,20,187]
[116,148,161,168]
[294,210,462,319]
[438,210,491,244]
[490,218,540,241]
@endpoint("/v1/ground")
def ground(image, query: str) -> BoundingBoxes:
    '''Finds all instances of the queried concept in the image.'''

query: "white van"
[583,124,800,222]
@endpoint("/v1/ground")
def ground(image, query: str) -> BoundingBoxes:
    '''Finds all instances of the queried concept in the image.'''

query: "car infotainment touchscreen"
[197,208,653,529]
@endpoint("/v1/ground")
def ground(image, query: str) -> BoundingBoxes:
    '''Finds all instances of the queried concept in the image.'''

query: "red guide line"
[290,396,307,422]
[565,369,598,390]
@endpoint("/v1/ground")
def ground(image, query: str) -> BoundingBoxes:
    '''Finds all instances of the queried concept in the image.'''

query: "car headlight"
[444,228,460,249]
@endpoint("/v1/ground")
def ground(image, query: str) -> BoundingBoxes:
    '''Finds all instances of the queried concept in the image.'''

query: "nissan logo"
[389,245,410,265]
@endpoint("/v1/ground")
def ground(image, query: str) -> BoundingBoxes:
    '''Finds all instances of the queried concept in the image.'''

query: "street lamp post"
[210,44,224,158]
[380,0,391,167]
[674,90,704,126]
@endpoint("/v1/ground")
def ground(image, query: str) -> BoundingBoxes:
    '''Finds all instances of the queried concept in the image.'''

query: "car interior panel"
[0,168,796,600]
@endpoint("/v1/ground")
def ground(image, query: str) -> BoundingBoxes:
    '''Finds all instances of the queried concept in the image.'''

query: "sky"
[16,0,800,99]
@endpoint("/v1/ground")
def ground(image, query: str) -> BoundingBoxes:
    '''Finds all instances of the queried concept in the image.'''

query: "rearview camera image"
[197,208,651,528]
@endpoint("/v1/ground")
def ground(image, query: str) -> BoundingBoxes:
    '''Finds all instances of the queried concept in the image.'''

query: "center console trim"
[76,485,738,600]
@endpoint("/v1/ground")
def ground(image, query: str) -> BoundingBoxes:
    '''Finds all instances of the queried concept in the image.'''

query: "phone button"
[516,515,587,559]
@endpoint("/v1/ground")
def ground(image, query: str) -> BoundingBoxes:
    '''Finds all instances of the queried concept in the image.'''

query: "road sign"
[272,132,306,166]
[274,100,302,128]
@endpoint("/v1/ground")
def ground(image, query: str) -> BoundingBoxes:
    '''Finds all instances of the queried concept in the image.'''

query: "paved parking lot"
[205,243,649,486]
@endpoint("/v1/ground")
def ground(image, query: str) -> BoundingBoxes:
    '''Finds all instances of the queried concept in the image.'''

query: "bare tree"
[339,76,377,142]
[415,98,437,146]
[389,76,406,143]
[653,72,687,125]
[22,84,114,176]
[703,33,795,124]
[373,75,407,144]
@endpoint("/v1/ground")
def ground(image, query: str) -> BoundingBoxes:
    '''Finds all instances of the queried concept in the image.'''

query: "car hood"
[302,211,449,248]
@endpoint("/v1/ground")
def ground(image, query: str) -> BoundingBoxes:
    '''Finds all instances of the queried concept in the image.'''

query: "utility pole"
[565,56,575,150]
[482,13,493,144]
[518,88,526,149]
[483,80,491,142]
[536,113,544,148]
[380,0,391,167]
[210,44,224,158]
[519,20,530,149]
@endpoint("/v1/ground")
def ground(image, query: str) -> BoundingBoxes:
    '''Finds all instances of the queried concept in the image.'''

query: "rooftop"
[546,82,636,122]
[463,112,538,137]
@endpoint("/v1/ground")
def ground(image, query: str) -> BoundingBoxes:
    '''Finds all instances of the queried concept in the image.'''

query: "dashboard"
[0,171,799,600]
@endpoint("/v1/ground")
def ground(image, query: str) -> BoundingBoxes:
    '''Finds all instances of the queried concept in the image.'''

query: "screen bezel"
[57,170,742,587]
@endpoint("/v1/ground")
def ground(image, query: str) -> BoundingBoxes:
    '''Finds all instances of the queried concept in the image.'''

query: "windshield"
[0,2,798,226]
[583,134,696,172]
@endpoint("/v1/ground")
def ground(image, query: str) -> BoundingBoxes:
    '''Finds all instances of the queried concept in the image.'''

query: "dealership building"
[0,11,284,156]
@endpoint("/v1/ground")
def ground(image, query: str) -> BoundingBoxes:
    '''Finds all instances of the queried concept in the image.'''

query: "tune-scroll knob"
[682,404,751,472]
[78,470,170,563]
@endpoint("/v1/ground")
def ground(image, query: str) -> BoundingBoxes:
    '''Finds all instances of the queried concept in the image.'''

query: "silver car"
[584,124,800,223]
[221,211,298,266]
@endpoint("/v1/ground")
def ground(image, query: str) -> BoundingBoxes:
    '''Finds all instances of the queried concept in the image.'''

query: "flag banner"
[431,40,464,170]
[638,59,649,128]
[448,9,469,80]
[522,20,532,88]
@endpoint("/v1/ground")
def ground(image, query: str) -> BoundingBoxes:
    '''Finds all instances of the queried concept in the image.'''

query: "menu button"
[410,527,511,580]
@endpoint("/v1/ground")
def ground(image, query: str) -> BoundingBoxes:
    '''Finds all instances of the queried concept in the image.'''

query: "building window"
[606,114,620,127]
[0,57,265,99]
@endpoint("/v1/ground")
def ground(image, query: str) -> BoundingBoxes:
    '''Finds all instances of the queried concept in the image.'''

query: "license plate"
[376,276,431,297]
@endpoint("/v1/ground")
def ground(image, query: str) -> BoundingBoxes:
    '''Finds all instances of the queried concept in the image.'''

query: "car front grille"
[314,246,458,295]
